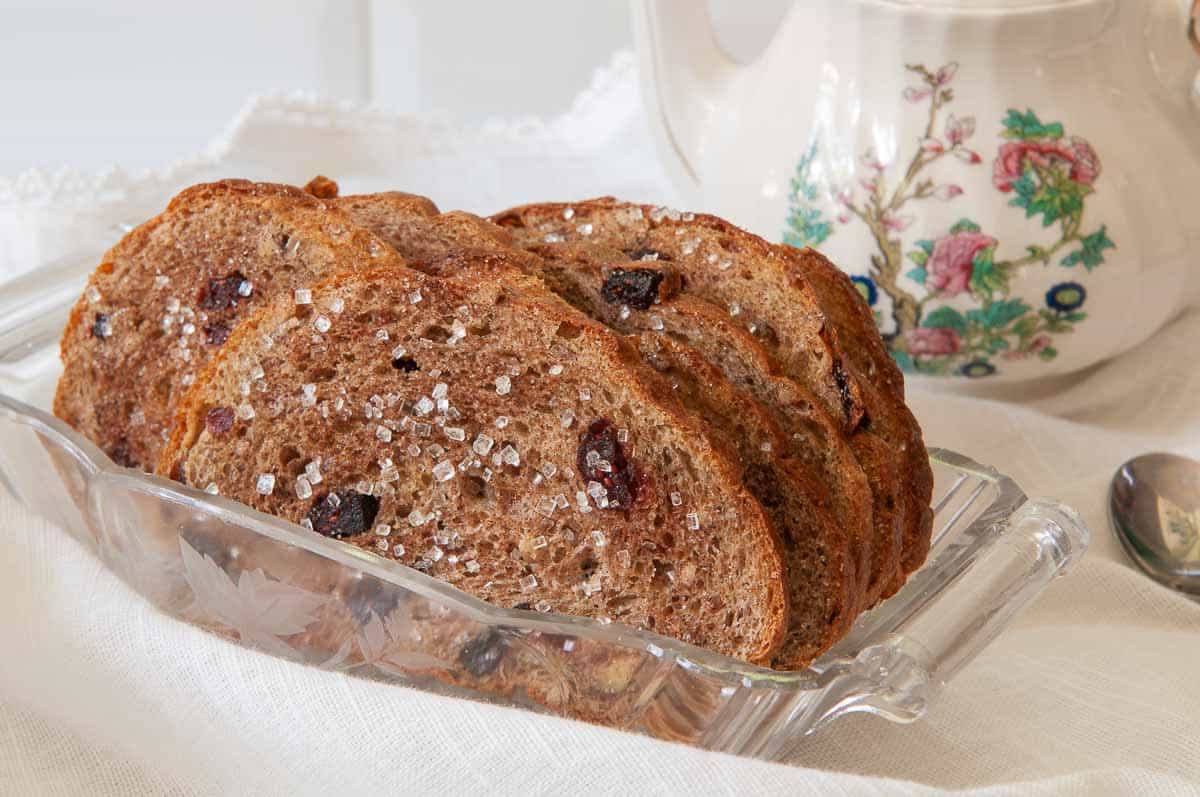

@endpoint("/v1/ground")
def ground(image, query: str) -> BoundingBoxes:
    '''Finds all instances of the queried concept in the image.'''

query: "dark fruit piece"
[600,268,664,311]
[106,441,135,468]
[458,628,508,677]
[200,272,247,311]
[91,313,111,339]
[342,574,400,623]
[204,406,235,437]
[306,490,380,538]
[204,323,231,345]
[392,356,419,372]
[576,418,636,510]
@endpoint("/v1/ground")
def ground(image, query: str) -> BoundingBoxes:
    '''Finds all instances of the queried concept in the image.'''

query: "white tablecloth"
[2,53,1199,795]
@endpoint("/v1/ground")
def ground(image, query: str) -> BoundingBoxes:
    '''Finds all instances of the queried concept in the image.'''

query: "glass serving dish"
[0,250,1089,758]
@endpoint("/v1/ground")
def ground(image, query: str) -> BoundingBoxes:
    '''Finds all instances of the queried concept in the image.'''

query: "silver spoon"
[1110,453,1200,596]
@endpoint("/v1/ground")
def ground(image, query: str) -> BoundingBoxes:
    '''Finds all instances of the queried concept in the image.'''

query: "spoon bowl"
[1110,453,1200,596]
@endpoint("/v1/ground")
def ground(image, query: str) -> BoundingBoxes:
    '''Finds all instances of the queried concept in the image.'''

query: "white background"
[0,0,790,176]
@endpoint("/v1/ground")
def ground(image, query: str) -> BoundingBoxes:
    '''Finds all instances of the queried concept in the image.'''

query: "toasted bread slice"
[328,191,870,666]
[157,261,789,665]
[492,200,931,603]
[53,179,404,470]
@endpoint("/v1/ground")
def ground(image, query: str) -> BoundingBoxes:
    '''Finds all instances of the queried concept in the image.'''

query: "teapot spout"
[631,0,753,199]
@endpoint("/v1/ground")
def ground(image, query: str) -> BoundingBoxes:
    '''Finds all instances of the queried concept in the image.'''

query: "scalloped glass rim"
[0,257,1090,758]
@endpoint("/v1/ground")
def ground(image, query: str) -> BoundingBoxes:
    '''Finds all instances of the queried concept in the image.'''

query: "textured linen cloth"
[2,53,1199,795]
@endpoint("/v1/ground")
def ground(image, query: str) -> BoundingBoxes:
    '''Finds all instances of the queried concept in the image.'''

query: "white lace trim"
[0,50,638,206]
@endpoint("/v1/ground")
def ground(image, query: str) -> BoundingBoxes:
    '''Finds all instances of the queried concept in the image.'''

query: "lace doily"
[0,50,679,281]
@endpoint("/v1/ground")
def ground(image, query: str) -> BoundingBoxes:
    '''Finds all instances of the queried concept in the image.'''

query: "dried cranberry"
[306,490,380,538]
[204,323,231,345]
[600,268,664,311]
[459,628,508,677]
[204,406,235,437]
[627,247,671,262]
[392,356,419,372]
[576,418,637,510]
[200,271,246,311]
[106,442,136,468]
[91,313,111,339]
[342,574,400,622]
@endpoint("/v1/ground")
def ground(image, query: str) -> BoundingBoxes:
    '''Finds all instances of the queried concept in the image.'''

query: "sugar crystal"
[204,482,220,495]
[305,459,323,484]
[255,473,275,495]
[313,315,331,333]
[376,425,392,442]
[445,426,465,442]
[472,434,495,456]
[562,207,575,220]
[670,491,683,507]
[393,543,406,557]
[532,535,548,549]
[415,396,434,415]
[591,530,606,548]
[294,288,312,305]
[560,410,575,428]
[535,600,552,613]
[329,296,343,313]
[236,403,255,420]
[495,375,511,396]
[433,461,456,482]
[543,233,564,244]
[494,416,509,429]
[409,289,422,304]
[577,223,593,236]
[519,574,538,591]
[548,364,563,376]
[464,560,480,573]
[501,445,520,467]
[294,476,312,500]
[375,329,390,342]
[687,512,701,530]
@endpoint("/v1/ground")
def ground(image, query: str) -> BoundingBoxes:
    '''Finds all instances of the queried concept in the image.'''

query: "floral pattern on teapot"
[784,62,1116,378]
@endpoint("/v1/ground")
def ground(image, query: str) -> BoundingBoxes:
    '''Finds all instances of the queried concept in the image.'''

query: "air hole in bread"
[423,324,451,344]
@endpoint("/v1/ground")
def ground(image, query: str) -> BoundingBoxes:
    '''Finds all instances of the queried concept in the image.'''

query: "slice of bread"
[780,246,935,589]
[157,261,789,665]
[327,191,868,665]
[490,200,931,603]
[53,179,405,470]
[634,331,856,663]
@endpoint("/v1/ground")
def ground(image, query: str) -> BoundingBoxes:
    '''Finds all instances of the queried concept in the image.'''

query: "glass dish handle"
[830,498,1089,726]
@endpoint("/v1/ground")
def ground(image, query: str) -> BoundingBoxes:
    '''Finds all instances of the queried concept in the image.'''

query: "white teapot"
[633,0,1200,383]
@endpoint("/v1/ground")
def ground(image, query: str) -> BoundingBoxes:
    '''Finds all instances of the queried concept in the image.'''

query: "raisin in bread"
[157,260,789,664]
[324,190,866,664]
[491,200,932,601]
[53,179,405,470]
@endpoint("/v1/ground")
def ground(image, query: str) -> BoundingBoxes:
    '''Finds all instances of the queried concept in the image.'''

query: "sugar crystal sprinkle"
[294,476,312,499]
[577,223,593,236]
[670,491,683,507]
[494,416,509,429]
[519,574,538,591]
[433,461,455,482]
[472,434,494,456]
[495,375,511,396]
[560,410,575,428]
[393,543,406,557]
[465,560,480,573]
[236,403,255,420]
[650,316,664,331]
[409,289,423,304]
[562,639,575,652]
[86,286,102,302]
[375,540,389,553]
[415,397,435,415]
[329,296,343,313]
[618,305,631,321]
[374,524,392,537]
[591,530,606,548]
[532,535,548,549]
[535,600,552,613]
[238,280,254,297]
[204,482,219,495]
[760,441,773,452]
[578,387,591,401]
[719,258,733,271]
[543,233,564,244]
[255,473,275,495]
[375,425,392,442]
[617,428,629,443]
[445,426,466,442]
[294,288,312,305]
[548,364,563,376]
[500,445,520,467]
[300,518,313,530]
[687,512,701,530]
[301,383,317,406]
[305,459,323,484]
[562,207,575,221]
[313,315,332,333]
[153,275,170,289]
[376,329,390,342]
